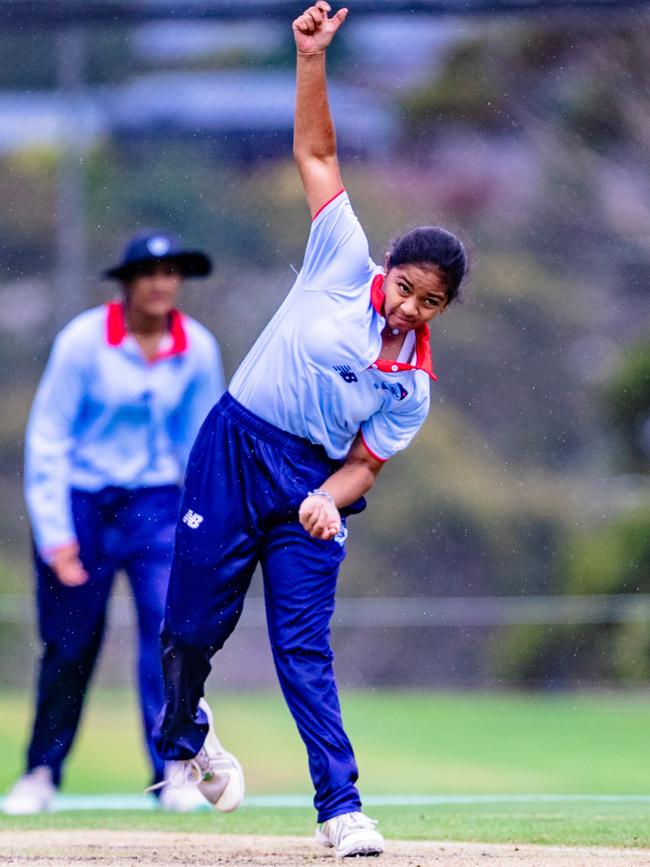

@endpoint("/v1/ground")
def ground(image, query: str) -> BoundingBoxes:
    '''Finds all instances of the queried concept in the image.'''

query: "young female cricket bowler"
[153,3,467,856]
[4,232,224,816]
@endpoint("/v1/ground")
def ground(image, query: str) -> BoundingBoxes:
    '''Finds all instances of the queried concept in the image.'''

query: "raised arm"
[292,2,348,218]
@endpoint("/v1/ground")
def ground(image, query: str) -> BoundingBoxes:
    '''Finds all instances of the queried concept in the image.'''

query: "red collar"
[369,274,437,381]
[106,301,188,360]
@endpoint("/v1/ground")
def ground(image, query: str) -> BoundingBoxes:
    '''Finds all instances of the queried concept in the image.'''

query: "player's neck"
[124,304,168,338]
[378,325,407,362]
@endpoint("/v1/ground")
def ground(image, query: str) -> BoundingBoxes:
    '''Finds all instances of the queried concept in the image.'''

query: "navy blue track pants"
[27,485,180,788]
[153,393,365,822]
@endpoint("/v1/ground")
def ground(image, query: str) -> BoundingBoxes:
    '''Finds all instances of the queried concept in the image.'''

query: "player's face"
[124,261,182,319]
[382,263,448,333]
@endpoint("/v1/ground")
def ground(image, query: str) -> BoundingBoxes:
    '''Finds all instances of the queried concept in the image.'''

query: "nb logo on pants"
[182,509,204,529]
[334,524,348,546]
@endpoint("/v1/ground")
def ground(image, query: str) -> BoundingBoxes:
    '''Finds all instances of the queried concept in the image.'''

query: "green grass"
[1,804,650,848]
[2,689,650,846]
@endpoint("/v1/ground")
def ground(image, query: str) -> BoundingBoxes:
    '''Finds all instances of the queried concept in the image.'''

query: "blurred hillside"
[1,8,649,687]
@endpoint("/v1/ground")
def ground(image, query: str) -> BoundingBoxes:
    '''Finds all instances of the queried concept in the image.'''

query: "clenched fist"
[299,492,341,540]
[293,2,348,56]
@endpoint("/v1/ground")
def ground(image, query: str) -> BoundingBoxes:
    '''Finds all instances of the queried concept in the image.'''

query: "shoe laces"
[194,745,237,779]
[144,748,234,796]
[144,759,203,795]
[325,811,378,844]
[338,812,377,829]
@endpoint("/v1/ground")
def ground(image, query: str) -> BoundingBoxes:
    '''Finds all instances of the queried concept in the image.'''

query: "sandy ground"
[1,831,650,866]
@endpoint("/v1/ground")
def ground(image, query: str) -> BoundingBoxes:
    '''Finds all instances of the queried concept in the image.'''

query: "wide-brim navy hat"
[104,230,212,280]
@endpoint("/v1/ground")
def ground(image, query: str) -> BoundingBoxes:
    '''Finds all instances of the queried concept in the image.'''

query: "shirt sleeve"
[360,385,431,462]
[296,191,375,296]
[173,333,225,473]
[24,328,87,555]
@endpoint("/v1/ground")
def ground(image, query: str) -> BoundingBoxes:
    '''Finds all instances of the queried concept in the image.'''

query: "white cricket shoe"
[158,763,209,812]
[148,698,244,813]
[3,767,56,815]
[192,698,244,811]
[316,811,385,858]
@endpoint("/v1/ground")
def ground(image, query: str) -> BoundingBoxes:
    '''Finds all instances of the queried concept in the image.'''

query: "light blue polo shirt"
[25,302,224,555]
[229,190,435,462]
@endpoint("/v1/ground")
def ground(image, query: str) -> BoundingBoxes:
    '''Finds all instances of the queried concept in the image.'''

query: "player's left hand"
[293,2,348,56]
[299,493,341,540]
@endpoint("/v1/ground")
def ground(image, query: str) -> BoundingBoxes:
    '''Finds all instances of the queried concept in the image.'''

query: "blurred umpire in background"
[3,231,224,814]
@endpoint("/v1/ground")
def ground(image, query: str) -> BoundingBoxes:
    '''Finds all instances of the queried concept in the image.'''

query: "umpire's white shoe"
[3,767,56,815]
[316,811,385,858]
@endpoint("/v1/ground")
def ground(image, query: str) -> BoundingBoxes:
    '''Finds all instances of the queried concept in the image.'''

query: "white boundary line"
[2,793,650,812]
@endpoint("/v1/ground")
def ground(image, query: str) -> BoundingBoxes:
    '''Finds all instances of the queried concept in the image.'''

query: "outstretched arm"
[293,2,348,218]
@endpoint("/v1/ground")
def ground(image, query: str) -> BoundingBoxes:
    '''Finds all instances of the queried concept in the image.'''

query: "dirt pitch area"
[2,831,650,866]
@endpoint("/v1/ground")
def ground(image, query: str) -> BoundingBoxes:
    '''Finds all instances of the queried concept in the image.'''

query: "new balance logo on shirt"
[182,509,204,529]
[333,364,358,384]
[381,381,408,401]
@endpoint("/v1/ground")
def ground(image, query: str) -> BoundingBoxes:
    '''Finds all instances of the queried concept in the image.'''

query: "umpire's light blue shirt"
[25,302,224,556]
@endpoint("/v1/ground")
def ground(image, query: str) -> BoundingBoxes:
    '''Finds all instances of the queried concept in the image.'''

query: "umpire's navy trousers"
[153,393,365,822]
[27,485,180,788]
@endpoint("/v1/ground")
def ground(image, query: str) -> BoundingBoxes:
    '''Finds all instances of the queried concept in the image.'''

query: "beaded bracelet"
[306,489,336,506]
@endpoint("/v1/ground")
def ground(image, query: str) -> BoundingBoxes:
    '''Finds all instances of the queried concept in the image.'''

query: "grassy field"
[2,802,650,849]
[2,689,650,847]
